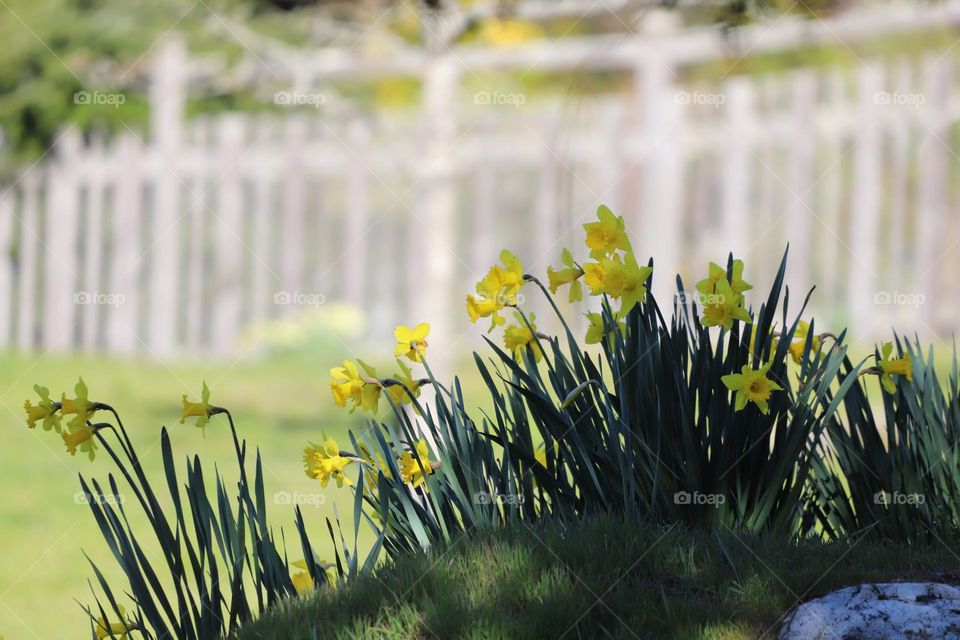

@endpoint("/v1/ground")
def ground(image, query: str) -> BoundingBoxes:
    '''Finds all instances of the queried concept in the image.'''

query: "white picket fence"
[2,2,960,358]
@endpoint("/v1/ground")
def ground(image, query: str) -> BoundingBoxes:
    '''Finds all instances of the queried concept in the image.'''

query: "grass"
[238,513,960,640]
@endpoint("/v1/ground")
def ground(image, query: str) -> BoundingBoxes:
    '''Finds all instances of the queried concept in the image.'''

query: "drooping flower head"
[399,438,438,488]
[63,424,98,461]
[61,378,97,429]
[721,363,783,415]
[585,311,626,346]
[877,342,913,394]
[788,321,821,365]
[94,604,134,639]
[180,382,217,432]
[466,250,526,332]
[303,437,354,487]
[24,384,61,432]
[385,359,422,407]
[503,312,543,363]
[394,322,430,362]
[583,253,652,314]
[547,248,585,303]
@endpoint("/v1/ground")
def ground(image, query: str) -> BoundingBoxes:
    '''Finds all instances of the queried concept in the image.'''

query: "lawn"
[237,513,960,640]
[0,350,372,639]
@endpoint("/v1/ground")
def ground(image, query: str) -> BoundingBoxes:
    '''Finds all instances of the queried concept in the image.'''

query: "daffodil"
[503,312,543,363]
[180,381,221,432]
[63,424,98,461]
[304,437,354,487]
[788,321,821,365]
[721,364,783,415]
[394,322,429,362]
[399,439,438,488]
[696,259,752,301]
[358,442,393,489]
[94,605,134,639]
[700,278,752,330]
[385,360,422,406]
[291,559,338,593]
[466,250,526,331]
[61,378,97,429]
[582,253,652,314]
[330,360,365,409]
[24,384,61,432]
[585,311,625,346]
[877,342,913,394]
[547,248,584,303]
[330,360,382,413]
[583,205,631,259]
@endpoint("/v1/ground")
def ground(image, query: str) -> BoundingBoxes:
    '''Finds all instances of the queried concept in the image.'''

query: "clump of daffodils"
[23,378,106,461]
[546,205,652,346]
[302,434,439,492]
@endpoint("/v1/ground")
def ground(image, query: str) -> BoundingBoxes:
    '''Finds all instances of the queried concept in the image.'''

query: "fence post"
[0,184,13,347]
[720,77,754,263]
[345,118,370,310]
[785,69,817,309]
[211,116,246,355]
[915,54,950,335]
[43,129,83,351]
[81,135,107,351]
[280,116,307,312]
[418,55,459,362]
[107,133,144,354]
[147,36,186,357]
[849,62,883,338]
[636,54,684,302]
[16,172,40,350]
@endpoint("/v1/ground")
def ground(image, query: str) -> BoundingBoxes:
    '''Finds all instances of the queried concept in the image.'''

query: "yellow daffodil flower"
[700,278,752,330]
[394,322,430,362]
[583,205,632,259]
[466,250,526,331]
[180,381,217,431]
[330,360,377,412]
[788,321,821,365]
[63,424,98,461]
[584,311,626,346]
[24,384,61,432]
[291,559,338,593]
[877,342,913,394]
[696,259,753,301]
[303,437,354,487]
[358,442,394,490]
[582,254,652,314]
[94,605,134,639]
[721,364,783,415]
[547,248,584,303]
[61,378,97,429]
[385,360,422,406]
[503,312,543,363]
[399,439,437,488]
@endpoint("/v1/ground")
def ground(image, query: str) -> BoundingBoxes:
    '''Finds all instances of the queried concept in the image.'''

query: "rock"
[779,583,960,640]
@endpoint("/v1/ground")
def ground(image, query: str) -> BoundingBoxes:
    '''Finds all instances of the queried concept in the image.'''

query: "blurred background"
[2,0,960,636]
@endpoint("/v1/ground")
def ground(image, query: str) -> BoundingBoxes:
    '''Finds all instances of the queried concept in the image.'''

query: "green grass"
[0,351,371,639]
[238,513,960,640]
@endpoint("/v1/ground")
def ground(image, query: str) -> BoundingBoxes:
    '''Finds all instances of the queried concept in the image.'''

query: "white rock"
[779,583,960,640]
